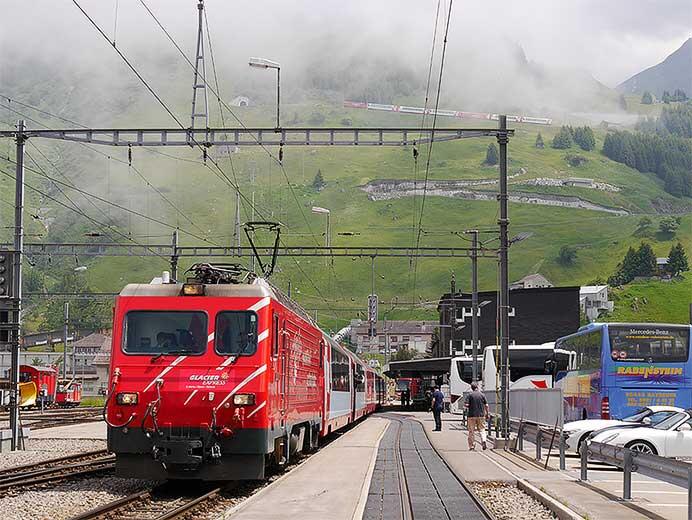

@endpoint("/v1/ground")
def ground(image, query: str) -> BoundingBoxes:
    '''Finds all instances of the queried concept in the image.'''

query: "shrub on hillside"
[564,153,587,167]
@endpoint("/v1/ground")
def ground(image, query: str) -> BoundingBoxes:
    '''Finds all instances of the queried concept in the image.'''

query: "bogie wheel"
[626,440,657,455]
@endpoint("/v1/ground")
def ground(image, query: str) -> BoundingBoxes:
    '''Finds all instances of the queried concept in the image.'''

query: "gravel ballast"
[0,438,107,471]
[471,481,557,520]
[0,476,151,520]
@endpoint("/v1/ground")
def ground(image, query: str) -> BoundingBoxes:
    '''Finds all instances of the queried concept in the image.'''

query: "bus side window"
[319,340,324,368]
[272,314,279,357]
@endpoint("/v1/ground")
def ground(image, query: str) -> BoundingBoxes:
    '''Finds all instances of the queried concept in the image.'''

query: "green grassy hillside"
[1,101,690,332]
[608,274,691,324]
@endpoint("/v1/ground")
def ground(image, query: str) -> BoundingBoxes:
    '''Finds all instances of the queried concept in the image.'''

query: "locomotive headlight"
[182,283,205,296]
[233,393,256,406]
[116,392,139,405]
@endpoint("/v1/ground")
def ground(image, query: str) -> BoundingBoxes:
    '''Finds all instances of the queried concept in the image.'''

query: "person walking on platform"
[402,389,410,409]
[431,385,444,431]
[464,382,489,450]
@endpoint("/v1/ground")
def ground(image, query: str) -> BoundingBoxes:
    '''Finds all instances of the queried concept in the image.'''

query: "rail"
[582,441,692,519]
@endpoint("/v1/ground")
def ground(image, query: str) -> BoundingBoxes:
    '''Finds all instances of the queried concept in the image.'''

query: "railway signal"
[0,251,10,297]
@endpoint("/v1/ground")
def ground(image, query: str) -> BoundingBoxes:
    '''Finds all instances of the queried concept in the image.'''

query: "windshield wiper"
[150,350,193,362]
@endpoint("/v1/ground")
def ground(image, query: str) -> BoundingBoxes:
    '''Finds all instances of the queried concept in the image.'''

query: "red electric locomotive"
[56,380,82,407]
[105,264,384,480]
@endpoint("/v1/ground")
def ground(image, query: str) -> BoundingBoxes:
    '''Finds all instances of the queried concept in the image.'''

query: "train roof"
[20,364,56,373]
[119,278,316,326]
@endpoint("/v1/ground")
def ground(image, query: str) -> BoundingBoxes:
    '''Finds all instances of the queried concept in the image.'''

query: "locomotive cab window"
[123,311,207,355]
[216,311,258,356]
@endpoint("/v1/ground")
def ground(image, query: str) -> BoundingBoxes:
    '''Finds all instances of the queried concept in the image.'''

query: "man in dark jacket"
[430,385,444,431]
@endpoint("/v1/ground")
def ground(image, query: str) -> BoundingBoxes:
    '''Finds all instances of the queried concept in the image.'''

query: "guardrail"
[513,418,566,470]
[583,441,692,519]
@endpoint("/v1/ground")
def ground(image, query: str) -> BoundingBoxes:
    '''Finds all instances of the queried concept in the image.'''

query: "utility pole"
[190,0,208,132]
[62,302,69,379]
[170,229,179,280]
[449,273,456,357]
[469,230,480,382]
[497,115,510,441]
[234,190,241,256]
[10,120,25,451]
[71,316,76,379]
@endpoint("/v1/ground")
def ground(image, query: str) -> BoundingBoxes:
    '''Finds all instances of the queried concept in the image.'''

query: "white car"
[589,409,692,458]
[563,405,684,454]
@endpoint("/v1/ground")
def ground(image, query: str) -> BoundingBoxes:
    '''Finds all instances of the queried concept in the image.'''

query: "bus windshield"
[609,325,689,363]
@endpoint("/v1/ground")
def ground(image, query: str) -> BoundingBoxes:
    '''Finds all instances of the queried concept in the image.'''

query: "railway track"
[0,450,114,493]
[71,483,236,520]
[365,414,493,520]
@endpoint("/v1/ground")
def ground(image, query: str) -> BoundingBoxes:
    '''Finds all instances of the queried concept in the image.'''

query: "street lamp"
[248,57,281,128]
[311,206,331,266]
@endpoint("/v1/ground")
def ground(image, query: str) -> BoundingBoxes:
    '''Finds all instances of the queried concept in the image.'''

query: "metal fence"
[583,441,691,519]
[509,388,563,426]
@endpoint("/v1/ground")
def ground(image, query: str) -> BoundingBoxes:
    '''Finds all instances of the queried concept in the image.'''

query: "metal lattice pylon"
[190,0,209,130]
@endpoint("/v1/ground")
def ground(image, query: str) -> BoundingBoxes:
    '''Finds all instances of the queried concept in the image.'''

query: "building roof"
[511,273,553,287]
[73,332,111,349]
[384,357,452,378]
[657,257,669,265]
[580,285,608,295]
[86,334,113,365]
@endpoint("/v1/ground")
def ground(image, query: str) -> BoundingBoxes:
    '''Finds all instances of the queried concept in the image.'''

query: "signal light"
[0,252,11,298]
[233,393,256,406]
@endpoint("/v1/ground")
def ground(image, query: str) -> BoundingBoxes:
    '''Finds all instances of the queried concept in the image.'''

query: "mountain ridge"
[617,38,692,97]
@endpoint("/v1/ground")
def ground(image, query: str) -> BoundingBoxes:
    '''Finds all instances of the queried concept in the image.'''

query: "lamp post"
[311,206,331,266]
[248,57,281,128]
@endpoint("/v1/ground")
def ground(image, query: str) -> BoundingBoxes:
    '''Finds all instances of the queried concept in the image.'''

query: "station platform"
[219,411,686,520]
[222,417,389,520]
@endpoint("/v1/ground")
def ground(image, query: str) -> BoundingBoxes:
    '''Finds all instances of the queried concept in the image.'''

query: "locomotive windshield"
[123,311,207,355]
[215,311,258,356]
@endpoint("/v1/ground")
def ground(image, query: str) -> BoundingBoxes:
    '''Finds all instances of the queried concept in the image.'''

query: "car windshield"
[622,408,649,422]
[653,412,688,430]
[123,311,207,355]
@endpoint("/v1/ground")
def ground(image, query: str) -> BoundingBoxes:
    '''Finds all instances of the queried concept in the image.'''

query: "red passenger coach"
[106,266,384,481]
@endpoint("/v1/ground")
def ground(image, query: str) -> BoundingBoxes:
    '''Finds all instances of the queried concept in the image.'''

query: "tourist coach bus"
[554,323,691,421]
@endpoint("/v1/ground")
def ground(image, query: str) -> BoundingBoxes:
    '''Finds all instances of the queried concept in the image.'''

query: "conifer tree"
[668,242,689,276]
[551,126,572,149]
[484,143,499,165]
[535,133,544,149]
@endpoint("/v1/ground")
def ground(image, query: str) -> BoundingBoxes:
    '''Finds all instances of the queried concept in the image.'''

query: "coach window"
[123,311,207,355]
[215,311,258,356]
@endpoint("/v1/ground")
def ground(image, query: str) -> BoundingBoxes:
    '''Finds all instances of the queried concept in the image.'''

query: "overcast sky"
[1,1,690,87]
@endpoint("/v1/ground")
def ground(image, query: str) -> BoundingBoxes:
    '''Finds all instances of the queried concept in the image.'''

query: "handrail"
[583,440,692,517]
[480,413,566,469]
